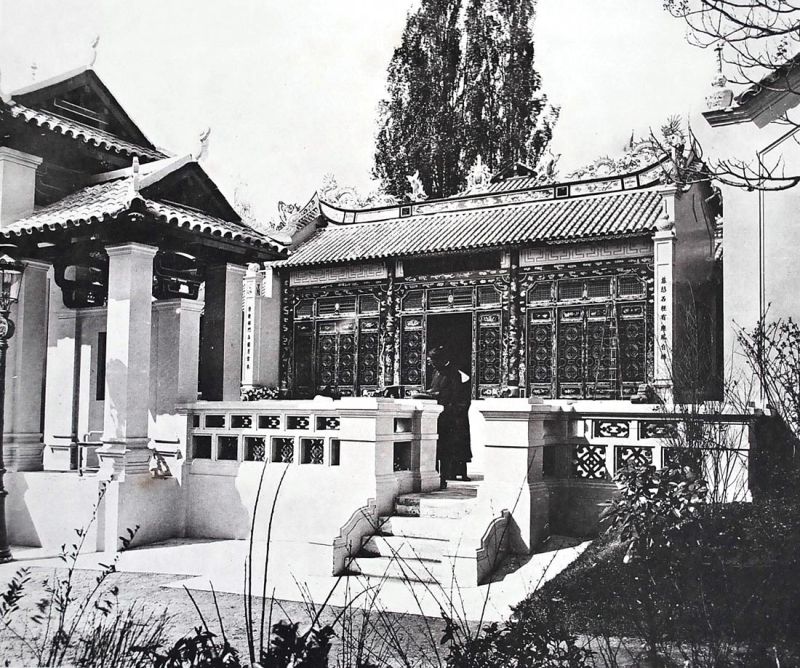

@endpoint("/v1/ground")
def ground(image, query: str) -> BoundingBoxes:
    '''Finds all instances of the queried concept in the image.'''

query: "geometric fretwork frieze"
[572,443,608,479]
[593,419,630,439]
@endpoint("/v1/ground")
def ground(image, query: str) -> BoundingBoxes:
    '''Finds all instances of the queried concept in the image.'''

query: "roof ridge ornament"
[706,42,734,111]
[405,171,428,202]
[194,127,211,162]
[88,35,100,69]
[128,157,141,200]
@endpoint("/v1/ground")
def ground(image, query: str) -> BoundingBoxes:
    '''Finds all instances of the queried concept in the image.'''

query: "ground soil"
[0,567,450,667]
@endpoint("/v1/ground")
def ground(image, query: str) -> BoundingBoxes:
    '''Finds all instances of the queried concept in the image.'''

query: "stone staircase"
[349,481,479,584]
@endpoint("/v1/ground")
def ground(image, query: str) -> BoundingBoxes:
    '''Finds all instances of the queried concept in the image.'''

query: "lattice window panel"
[428,287,473,309]
[217,436,239,461]
[258,415,281,429]
[358,319,380,387]
[205,415,225,428]
[639,420,678,439]
[245,437,266,462]
[478,285,500,306]
[593,419,630,439]
[401,317,424,385]
[587,278,612,299]
[572,444,607,479]
[477,313,502,385]
[294,300,314,319]
[358,295,379,313]
[402,290,424,310]
[615,445,652,471]
[558,280,584,300]
[528,281,552,303]
[301,438,325,465]
[318,297,356,316]
[272,437,295,463]
[317,330,337,388]
[618,275,645,297]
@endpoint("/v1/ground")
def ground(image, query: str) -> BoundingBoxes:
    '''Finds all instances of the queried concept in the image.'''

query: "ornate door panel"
[585,305,616,399]
[315,319,357,396]
[293,322,314,397]
[527,309,554,397]
[357,318,381,394]
[400,315,424,391]
[476,311,502,397]
[556,307,585,398]
[617,303,647,397]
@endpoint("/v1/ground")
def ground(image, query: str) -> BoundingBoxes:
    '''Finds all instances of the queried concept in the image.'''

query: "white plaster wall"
[75,308,107,438]
[6,472,103,549]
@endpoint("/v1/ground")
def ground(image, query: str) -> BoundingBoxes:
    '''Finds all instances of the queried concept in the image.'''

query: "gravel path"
[0,567,454,667]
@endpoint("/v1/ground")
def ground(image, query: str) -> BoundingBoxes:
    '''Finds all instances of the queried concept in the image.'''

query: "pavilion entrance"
[426,313,473,391]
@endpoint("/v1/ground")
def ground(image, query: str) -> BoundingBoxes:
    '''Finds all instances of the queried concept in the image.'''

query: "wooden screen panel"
[476,311,501,396]
[527,309,553,397]
[400,316,424,390]
[293,322,314,397]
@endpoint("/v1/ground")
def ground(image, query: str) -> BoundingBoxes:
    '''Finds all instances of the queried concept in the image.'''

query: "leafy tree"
[374,0,557,200]
[461,0,558,175]
[374,0,464,200]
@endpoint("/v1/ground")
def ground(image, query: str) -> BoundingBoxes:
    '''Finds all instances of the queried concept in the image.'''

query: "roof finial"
[705,41,734,111]
[0,69,10,105]
[195,126,211,162]
[88,35,100,69]
[130,156,141,196]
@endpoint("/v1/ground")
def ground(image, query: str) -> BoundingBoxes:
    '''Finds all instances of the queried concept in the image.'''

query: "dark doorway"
[427,313,473,393]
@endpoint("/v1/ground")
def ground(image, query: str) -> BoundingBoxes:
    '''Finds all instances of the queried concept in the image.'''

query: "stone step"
[350,555,443,584]
[378,515,465,541]
[394,495,475,519]
[362,534,450,561]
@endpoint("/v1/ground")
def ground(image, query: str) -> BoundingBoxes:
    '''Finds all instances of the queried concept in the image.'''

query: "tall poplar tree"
[461,0,557,174]
[374,0,463,200]
[374,0,557,200]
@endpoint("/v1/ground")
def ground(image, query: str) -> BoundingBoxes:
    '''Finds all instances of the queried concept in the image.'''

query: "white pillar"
[0,147,42,227]
[98,242,157,477]
[241,263,281,390]
[150,298,203,460]
[4,260,50,470]
[653,195,676,398]
[43,276,79,470]
[200,263,246,400]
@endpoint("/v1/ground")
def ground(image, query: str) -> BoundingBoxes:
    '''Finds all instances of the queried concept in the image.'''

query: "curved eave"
[7,103,167,161]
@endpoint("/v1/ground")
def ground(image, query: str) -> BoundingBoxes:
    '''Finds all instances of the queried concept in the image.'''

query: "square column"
[150,298,203,469]
[43,278,79,471]
[241,263,281,389]
[5,260,50,470]
[98,243,158,477]
[200,263,246,400]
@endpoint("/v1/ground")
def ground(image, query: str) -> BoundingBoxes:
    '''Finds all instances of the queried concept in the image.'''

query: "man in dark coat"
[422,346,472,488]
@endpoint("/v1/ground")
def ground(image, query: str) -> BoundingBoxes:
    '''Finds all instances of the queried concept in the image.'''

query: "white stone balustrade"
[178,397,442,575]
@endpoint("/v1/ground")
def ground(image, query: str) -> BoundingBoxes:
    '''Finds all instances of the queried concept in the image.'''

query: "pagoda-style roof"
[277,162,667,268]
[6,67,165,159]
[2,162,284,260]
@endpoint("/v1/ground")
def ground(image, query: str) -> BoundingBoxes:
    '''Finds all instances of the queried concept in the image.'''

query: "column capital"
[152,298,205,314]
[0,147,43,170]
[207,262,247,277]
[21,259,51,273]
[105,242,159,259]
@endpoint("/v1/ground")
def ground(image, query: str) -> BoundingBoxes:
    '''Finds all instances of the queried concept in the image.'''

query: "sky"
[0,0,716,224]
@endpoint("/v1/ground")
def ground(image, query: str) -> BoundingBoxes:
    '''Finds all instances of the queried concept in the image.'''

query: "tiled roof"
[7,102,167,161]
[1,178,283,252]
[279,189,663,267]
